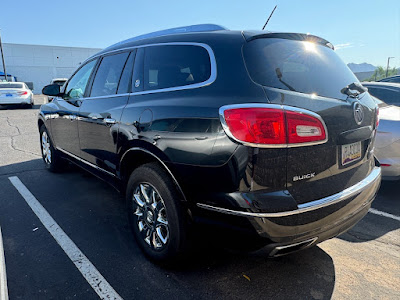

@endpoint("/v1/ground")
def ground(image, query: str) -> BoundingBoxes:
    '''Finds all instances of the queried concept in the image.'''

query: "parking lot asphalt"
[0,96,399,300]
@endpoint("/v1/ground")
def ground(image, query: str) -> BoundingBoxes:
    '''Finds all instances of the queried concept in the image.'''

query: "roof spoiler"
[243,31,334,50]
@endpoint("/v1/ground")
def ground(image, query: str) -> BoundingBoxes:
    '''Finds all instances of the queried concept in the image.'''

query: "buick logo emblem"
[353,102,364,125]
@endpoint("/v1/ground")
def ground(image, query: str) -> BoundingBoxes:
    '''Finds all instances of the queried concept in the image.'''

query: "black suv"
[40,24,381,262]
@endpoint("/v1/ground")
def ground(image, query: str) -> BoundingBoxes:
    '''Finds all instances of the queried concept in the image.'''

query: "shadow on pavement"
[338,180,399,243]
[159,236,336,299]
[0,104,41,110]
[2,158,337,299]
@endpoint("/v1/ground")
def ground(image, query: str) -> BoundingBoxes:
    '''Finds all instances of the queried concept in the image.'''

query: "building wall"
[0,43,101,93]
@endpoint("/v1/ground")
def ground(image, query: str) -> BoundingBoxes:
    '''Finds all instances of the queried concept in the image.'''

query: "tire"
[39,125,66,172]
[126,163,188,263]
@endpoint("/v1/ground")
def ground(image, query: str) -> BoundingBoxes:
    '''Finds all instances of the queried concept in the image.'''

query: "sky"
[0,0,399,67]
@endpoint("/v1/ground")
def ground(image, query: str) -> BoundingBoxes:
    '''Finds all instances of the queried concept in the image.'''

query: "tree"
[363,66,398,82]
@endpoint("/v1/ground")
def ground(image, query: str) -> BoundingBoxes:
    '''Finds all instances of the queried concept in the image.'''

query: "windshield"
[0,83,23,89]
[243,38,359,100]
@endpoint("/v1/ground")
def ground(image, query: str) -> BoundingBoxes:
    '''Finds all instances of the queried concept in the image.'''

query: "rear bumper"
[0,97,31,105]
[197,166,381,249]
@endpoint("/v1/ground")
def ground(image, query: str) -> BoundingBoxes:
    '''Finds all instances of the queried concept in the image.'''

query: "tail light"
[220,104,327,147]
[376,107,379,128]
[17,91,28,96]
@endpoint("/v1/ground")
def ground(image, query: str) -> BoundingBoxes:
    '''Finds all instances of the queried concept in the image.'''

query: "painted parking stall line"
[369,208,400,222]
[8,176,123,300]
[0,227,9,300]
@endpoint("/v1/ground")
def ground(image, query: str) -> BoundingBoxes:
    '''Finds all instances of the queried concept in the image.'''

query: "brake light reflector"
[376,107,379,128]
[221,105,327,147]
[223,108,286,144]
[17,91,28,96]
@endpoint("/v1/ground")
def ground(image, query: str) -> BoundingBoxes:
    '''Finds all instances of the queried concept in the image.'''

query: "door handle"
[195,136,208,140]
[88,113,103,120]
[104,118,116,124]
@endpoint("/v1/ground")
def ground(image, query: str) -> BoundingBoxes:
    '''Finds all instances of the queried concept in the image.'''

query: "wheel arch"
[119,147,187,202]
[38,116,45,130]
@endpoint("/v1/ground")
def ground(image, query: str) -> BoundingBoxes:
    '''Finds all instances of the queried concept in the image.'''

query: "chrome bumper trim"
[197,167,381,218]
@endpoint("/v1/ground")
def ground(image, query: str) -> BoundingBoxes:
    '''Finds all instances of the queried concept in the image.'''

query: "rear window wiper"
[340,82,367,98]
[275,68,297,92]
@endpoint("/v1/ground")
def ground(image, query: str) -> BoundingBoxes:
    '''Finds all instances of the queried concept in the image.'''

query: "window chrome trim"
[83,93,130,101]
[81,42,217,97]
[57,147,116,178]
[197,166,381,218]
[219,103,329,148]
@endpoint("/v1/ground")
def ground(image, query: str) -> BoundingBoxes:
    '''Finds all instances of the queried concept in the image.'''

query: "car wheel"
[39,125,66,172]
[126,163,188,263]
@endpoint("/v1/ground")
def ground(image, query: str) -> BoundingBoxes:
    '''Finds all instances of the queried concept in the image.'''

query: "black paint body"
[39,29,381,253]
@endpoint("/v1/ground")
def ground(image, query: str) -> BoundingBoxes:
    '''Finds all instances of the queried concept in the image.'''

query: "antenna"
[262,5,277,30]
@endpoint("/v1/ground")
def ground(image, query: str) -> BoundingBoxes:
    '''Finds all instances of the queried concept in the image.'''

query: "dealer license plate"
[341,141,361,166]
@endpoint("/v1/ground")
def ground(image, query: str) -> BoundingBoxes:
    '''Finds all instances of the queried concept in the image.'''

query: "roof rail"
[109,24,228,48]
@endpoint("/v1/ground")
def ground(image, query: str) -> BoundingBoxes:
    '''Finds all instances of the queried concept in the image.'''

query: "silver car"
[0,82,34,107]
[374,98,400,180]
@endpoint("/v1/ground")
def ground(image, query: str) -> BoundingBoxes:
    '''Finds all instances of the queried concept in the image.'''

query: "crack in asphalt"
[5,116,41,157]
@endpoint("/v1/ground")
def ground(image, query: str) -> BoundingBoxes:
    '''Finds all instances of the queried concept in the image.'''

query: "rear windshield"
[243,38,359,100]
[0,83,23,89]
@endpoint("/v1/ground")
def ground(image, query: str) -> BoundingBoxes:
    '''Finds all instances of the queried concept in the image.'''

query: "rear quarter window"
[143,45,211,91]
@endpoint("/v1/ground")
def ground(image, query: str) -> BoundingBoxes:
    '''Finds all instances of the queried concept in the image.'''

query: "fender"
[120,147,187,202]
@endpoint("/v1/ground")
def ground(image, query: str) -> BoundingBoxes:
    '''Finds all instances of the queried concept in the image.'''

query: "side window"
[90,52,129,97]
[65,59,97,99]
[117,51,136,94]
[143,45,211,91]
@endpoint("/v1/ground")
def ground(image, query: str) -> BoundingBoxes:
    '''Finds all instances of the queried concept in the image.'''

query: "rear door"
[243,36,378,204]
[78,51,134,174]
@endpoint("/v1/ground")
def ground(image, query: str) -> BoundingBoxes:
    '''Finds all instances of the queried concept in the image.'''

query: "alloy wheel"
[41,131,52,164]
[132,183,170,250]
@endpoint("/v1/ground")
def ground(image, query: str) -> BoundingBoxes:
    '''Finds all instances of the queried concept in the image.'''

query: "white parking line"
[8,176,123,300]
[0,227,9,300]
[369,208,400,222]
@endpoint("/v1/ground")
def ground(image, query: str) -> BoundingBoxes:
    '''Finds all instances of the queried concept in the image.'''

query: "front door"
[51,59,97,156]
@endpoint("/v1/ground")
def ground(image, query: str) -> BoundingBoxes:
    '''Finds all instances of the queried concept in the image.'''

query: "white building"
[0,43,101,93]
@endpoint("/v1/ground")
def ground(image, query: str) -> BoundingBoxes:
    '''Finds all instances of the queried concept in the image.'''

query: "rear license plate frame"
[341,141,362,166]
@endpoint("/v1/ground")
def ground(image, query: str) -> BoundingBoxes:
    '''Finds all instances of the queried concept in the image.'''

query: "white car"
[48,78,67,102]
[374,99,400,180]
[0,82,34,108]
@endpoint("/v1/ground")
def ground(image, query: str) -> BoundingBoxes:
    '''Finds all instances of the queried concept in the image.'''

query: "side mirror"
[42,84,62,96]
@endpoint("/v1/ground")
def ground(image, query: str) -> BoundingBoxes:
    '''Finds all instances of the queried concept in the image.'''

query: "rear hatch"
[242,33,378,204]
[0,83,25,98]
